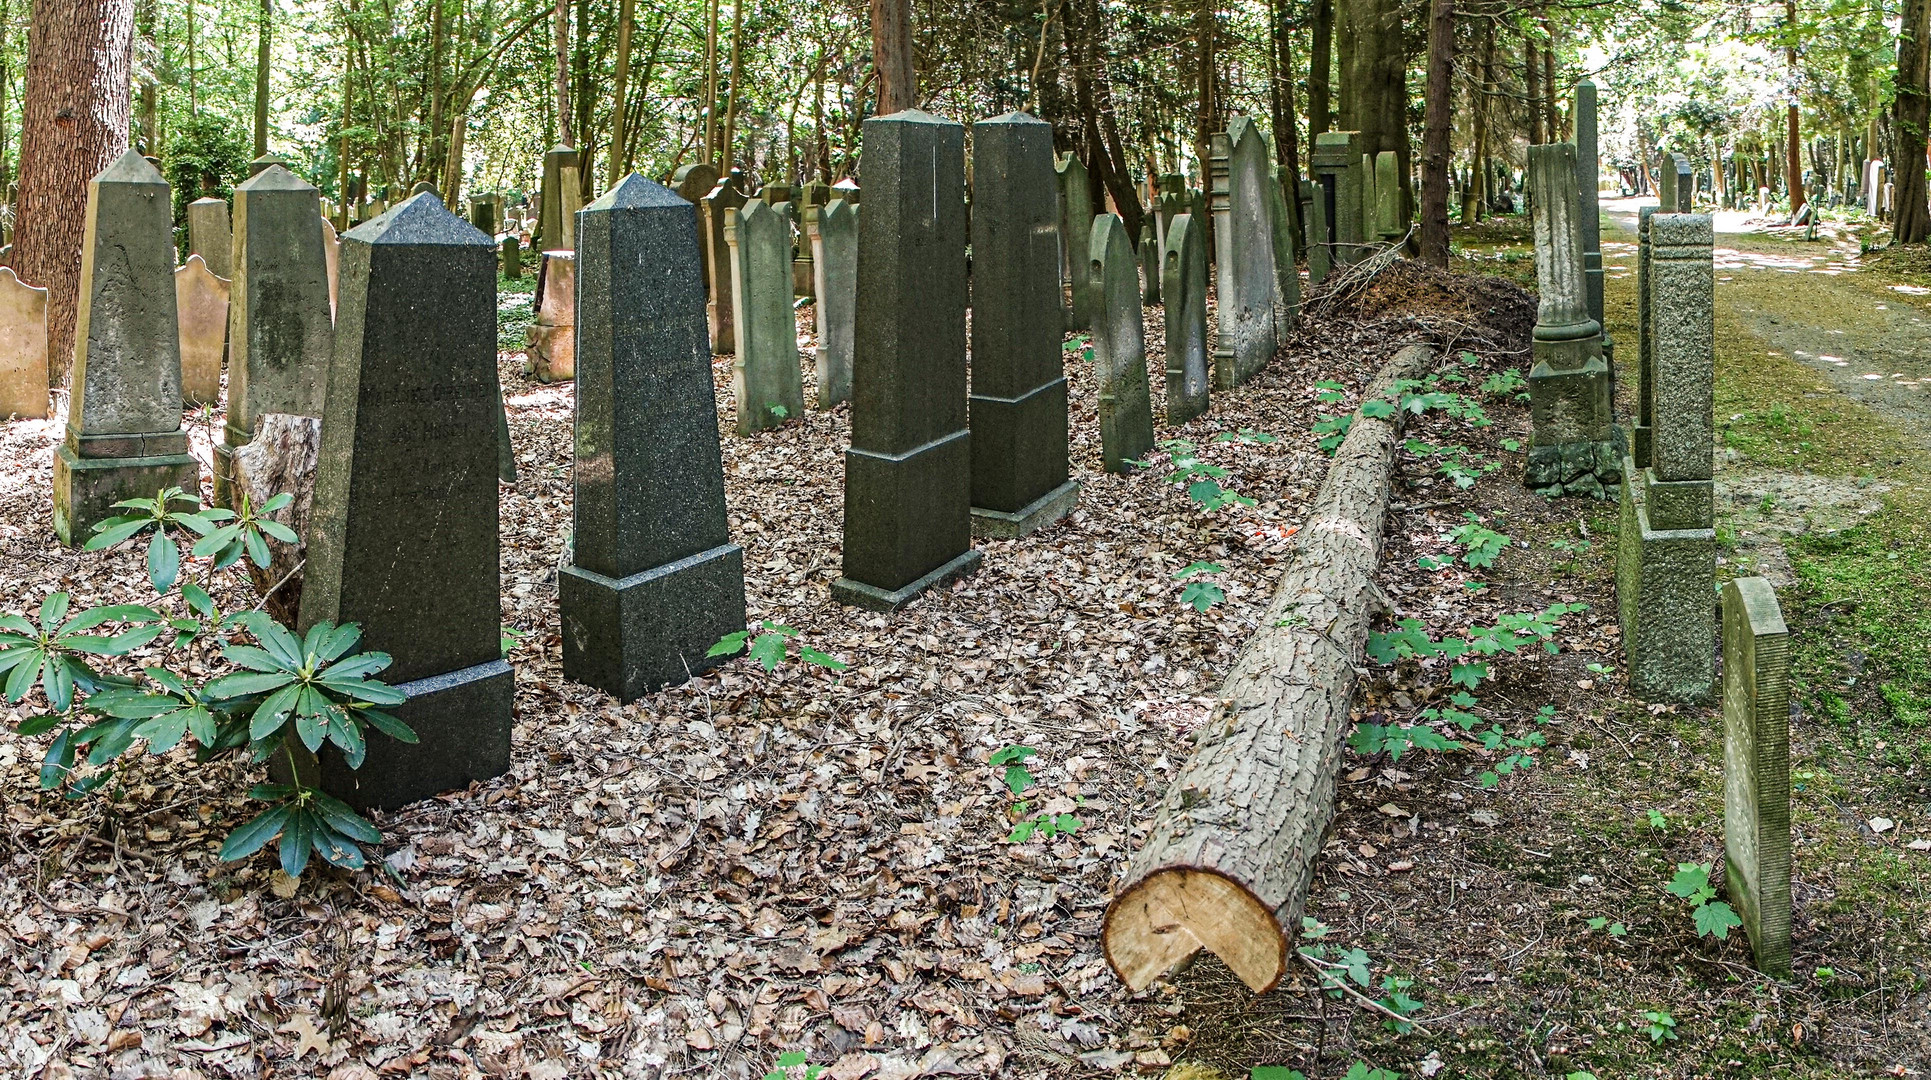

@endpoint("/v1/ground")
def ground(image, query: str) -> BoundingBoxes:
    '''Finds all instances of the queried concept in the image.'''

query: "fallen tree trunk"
[1104,342,1439,994]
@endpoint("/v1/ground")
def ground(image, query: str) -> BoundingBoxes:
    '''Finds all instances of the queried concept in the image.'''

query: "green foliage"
[1250,1069,1307,1080]
[1174,561,1226,612]
[993,746,1081,843]
[1586,916,1628,937]
[1348,721,1458,762]
[1481,369,1528,398]
[1299,918,1425,1036]
[1312,413,1354,455]
[163,113,251,226]
[1643,1009,1679,1044]
[84,487,223,594]
[1138,439,1258,512]
[1446,513,1510,569]
[989,745,1037,795]
[763,1051,823,1080]
[1666,862,1743,940]
[190,492,299,573]
[1343,1066,1400,1080]
[708,621,847,672]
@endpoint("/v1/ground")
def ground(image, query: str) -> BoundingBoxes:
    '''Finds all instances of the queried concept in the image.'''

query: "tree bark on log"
[1104,343,1438,994]
[233,412,321,627]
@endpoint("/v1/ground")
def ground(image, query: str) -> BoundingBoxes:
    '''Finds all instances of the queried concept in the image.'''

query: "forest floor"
[3,205,1928,1080]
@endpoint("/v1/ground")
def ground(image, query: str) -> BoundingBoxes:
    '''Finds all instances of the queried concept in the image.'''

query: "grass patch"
[1788,509,1931,733]
[496,278,535,353]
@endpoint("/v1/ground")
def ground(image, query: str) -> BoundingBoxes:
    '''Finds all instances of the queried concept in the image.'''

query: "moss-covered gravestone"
[1210,119,1279,390]
[1090,213,1155,473]
[1310,131,1366,269]
[725,199,803,434]
[806,199,856,408]
[1056,152,1096,331]
[53,151,201,546]
[560,176,747,701]
[1162,213,1210,425]
[833,110,982,611]
[1721,576,1793,978]
[298,194,513,810]
[967,112,1078,539]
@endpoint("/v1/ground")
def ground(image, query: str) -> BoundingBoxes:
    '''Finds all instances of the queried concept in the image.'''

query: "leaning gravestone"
[1057,152,1096,331]
[298,193,512,810]
[1523,142,1618,499]
[560,175,747,701]
[526,252,576,383]
[186,195,233,279]
[53,151,200,545]
[833,110,982,611]
[217,165,334,508]
[1618,211,1716,704]
[175,254,229,407]
[1210,118,1279,390]
[725,199,803,434]
[0,267,48,419]
[967,111,1078,539]
[1633,206,1657,466]
[671,162,721,298]
[806,198,856,408]
[1721,576,1793,978]
[702,174,749,354]
[1090,213,1156,472]
[1162,213,1210,425]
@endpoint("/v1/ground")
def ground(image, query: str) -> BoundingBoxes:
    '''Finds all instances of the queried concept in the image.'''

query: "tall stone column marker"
[216,165,335,508]
[833,110,982,611]
[1721,576,1793,978]
[53,151,200,546]
[298,193,513,810]
[1575,80,1606,354]
[967,112,1078,539]
[806,199,857,408]
[560,175,748,701]
[1523,142,1619,499]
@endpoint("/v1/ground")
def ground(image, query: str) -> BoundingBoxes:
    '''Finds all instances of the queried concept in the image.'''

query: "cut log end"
[1105,867,1286,994]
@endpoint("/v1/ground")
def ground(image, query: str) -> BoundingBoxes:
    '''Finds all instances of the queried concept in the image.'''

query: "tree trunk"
[1525,36,1542,145]
[721,0,744,171]
[1418,0,1454,266]
[1472,22,1492,220]
[702,0,719,163]
[1194,0,1215,177]
[1785,0,1805,216]
[254,0,270,156]
[1339,0,1411,223]
[871,0,916,113]
[1066,0,1143,239]
[1540,16,1557,142]
[1267,0,1304,250]
[554,0,572,147]
[608,0,635,187]
[17,0,133,386]
[1898,0,1931,242]
[1103,344,1438,995]
[1309,0,1332,137]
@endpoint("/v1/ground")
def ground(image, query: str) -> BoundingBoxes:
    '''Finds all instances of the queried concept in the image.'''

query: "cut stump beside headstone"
[0,266,48,419]
[1722,576,1793,978]
[233,412,321,626]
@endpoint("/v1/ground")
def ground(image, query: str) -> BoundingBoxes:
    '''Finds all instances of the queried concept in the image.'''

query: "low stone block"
[53,442,201,546]
[560,543,746,700]
[1616,460,1716,703]
[316,659,515,811]
[1644,472,1713,532]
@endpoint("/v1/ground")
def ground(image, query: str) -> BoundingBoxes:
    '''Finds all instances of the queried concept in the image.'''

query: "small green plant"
[989,745,1037,794]
[1174,561,1226,612]
[1549,537,1591,554]
[500,625,527,657]
[1343,1066,1399,1080]
[768,404,791,421]
[1299,918,1424,1035]
[188,491,299,575]
[1135,439,1257,512]
[1642,1009,1679,1043]
[1447,513,1509,569]
[993,744,1081,842]
[1250,1068,1307,1080]
[1666,862,1743,940]
[708,622,847,672]
[1213,428,1278,445]
[762,1051,823,1080]
[1312,413,1354,455]
[1647,808,1668,831]
[1586,916,1628,937]
[84,486,220,593]
[1481,368,1528,397]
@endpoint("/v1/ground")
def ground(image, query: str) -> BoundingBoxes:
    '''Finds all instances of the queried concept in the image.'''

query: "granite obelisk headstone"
[1090,213,1156,472]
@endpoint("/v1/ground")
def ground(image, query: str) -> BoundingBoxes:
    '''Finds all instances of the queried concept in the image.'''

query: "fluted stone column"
[1575,80,1608,369]
[1524,142,1619,499]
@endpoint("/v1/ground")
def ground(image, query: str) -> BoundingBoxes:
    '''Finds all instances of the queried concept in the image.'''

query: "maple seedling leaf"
[1694,900,1742,940]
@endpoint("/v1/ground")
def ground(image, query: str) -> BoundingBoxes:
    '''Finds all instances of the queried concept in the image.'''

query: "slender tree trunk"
[871,0,916,113]
[18,0,134,385]
[554,0,572,146]
[1194,0,1215,173]
[254,0,270,156]
[609,0,635,186]
[443,114,465,204]
[703,0,718,162]
[1785,0,1804,215]
[1472,22,1492,220]
[187,0,196,114]
[1339,0,1412,222]
[1308,0,1332,137]
[136,0,156,153]
[425,0,445,185]
[1525,36,1542,145]
[337,29,352,228]
[1418,0,1454,265]
[1540,15,1557,142]
[1267,0,1304,249]
[0,0,12,194]
[1895,0,1931,241]
[573,0,591,188]
[721,0,744,171]
[1076,0,1143,237]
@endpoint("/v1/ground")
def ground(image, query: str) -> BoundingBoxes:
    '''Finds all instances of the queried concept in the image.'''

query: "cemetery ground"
[3,239,1930,1080]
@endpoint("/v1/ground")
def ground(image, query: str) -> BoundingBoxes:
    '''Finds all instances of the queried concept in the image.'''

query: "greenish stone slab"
[1616,458,1716,703]
[52,444,199,547]
[725,199,803,435]
[806,200,856,408]
[1161,214,1210,424]
[1056,153,1095,331]
[1722,576,1793,978]
[1090,214,1155,472]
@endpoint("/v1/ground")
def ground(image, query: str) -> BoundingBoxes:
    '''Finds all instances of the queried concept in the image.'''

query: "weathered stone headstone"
[1311,131,1366,267]
[1674,159,1694,211]
[216,165,334,508]
[175,254,229,407]
[832,110,981,611]
[702,174,749,353]
[186,196,233,279]
[1618,211,1716,704]
[560,175,747,701]
[1139,222,1161,305]
[248,153,286,178]
[1524,142,1618,499]
[806,198,856,408]
[1210,119,1279,390]
[1090,213,1156,473]
[538,145,578,248]
[1373,151,1402,239]
[321,218,341,318]
[1056,152,1096,331]
[967,112,1077,539]
[469,197,498,236]
[0,267,47,419]
[1264,156,1301,339]
[833,177,860,205]
[525,252,577,383]
[1303,179,1332,285]
[501,235,523,279]
[53,151,201,545]
[558,166,583,251]
[724,199,802,433]
[1575,81,1606,345]
[671,162,721,299]
[1161,213,1209,425]
[1721,576,1793,978]
[1634,205,1657,466]
[298,193,512,810]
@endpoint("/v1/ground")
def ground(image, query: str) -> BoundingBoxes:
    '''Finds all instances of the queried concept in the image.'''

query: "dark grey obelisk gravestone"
[560,176,747,701]
[725,199,804,434]
[1721,576,1793,978]
[1090,213,1156,472]
[215,165,335,508]
[702,174,748,354]
[53,151,201,545]
[1617,212,1716,705]
[538,144,579,249]
[967,112,1078,539]
[297,194,513,810]
[833,110,982,611]
[806,199,856,408]
[1056,152,1096,331]
[1575,80,1607,368]
[1162,213,1210,425]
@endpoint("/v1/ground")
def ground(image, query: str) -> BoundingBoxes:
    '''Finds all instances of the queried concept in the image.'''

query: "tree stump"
[232,412,321,626]
[1103,343,1438,994]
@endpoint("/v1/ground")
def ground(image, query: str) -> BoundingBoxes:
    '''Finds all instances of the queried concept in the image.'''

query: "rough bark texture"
[1104,344,1438,994]
[871,0,917,113]
[1417,0,1454,266]
[1897,0,1930,243]
[1338,0,1411,228]
[16,0,134,385]
[233,413,320,627]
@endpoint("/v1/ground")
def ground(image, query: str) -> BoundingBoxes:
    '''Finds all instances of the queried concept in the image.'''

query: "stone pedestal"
[1524,142,1617,498]
[560,176,746,701]
[1617,466,1716,703]
[834,111,981,611]
[526,252,577,383]
[298,193,511,811]
[53,151,200,546]
[968,112,1077,540]
[1162,214,1210,425]
[806,200,856,408]
[1721,577,1793,978]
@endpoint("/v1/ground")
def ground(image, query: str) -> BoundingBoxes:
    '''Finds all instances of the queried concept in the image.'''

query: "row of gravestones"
[1520,87,1794,981]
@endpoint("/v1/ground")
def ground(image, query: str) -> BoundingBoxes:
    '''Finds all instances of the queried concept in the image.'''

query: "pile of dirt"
[1340,258,1537,348]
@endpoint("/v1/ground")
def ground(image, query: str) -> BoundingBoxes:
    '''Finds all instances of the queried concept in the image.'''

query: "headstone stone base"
[835,431,981,610]
[832,547,984,613]
[313,658,515,812]
[971,478,1080,539]
[560,542,746,701]
[53,438,200,546]
[1616,461,1716,703]
[1526,337,1619,498]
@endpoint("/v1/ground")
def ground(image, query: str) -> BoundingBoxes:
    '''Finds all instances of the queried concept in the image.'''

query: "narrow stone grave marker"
[1090,213,1156,473]
[539,144,578,249]
[501,235,523,280]
[1722,576,1793,978]
[1211,119,1279,390]
[1162,213,1209,425]
[806,199,856,408]
[527,252,576,383]
[1057,152,1096,331]
[1139,222,1161,305]
[560,175,747,701]
[175,254,229,407]
[702,174,749,354]
[299,193,512,810]
[0,267,47,420]
[187,196,232,279]
[725,199,803,434]
[1524,142,1617,499]
[1311,131,1366,268]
